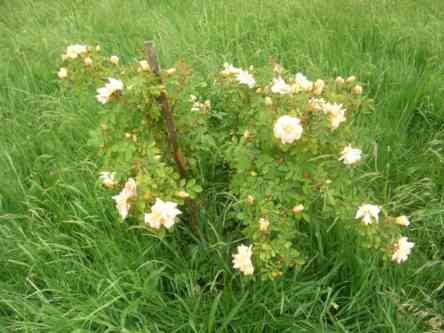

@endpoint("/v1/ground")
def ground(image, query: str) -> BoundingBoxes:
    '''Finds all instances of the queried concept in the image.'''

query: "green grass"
[1,0,444,331]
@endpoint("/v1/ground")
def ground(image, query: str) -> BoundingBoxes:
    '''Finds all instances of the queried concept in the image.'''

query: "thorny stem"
[144,40,199,235]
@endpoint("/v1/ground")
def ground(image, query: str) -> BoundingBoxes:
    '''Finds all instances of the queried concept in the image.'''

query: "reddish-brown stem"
[144,40,199,234]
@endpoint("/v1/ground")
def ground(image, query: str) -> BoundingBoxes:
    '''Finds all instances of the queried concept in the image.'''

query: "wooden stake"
[144,41,199,234]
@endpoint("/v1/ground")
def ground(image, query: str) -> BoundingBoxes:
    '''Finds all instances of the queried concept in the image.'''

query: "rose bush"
[57,44,415,279]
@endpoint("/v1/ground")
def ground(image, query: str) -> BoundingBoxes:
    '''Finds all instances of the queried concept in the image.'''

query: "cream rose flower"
[110,55,119,65]
[312,79,325,96]
[352,85,363,95]
[392,237,414,264]
[346,75,356,84]
[322,102,346,130]
[221,63,241,76]
[113,194,130,220]
[84,57,93,66]
[112,178,137,220]
[139,60,150,72]
[292,204,305,214]
[190,102,201,112]
[144,198,182,230]
[232,244,254,275]
[335,76,345,85]
[308,97,326,112]
[271,76,293,95]
[96,78,123,104]
[339,145,362,165]
[175,191,190,198]
[246,195,255,204]
[258,218,270,232]
[355,204,381,225]
[189,95,211,112]
[62,44,88,60]
[99,171,117,188]
[57,67,68,79]
[236,69,256,88]
[394,215,410,227]
[273,115,303,144]
[220,63,255,88]
[122,178,137,197]
[273,63,284,74]
[166,68,176,75]
[295,72,313,91]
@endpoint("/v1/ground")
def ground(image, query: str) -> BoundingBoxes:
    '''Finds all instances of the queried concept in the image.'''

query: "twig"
[144,40,199,234]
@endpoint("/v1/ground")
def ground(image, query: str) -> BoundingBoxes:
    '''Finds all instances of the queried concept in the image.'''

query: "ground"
[1,0,444,332]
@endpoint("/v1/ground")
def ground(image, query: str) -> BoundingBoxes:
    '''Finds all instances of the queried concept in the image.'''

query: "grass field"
[1,0,444,332]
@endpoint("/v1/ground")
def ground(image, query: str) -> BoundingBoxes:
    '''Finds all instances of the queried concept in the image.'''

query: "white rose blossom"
[322,102,347,130]
[99,171,117,188]
[57,67,68,79]
[273,63,284,74]
[139,60,150,72]
[395,215,410,227]
[346,75,356,84]
[220,63,255,88]
[236,69,256,88]
[232,244,254,275]
[112,178,137,220]
[84,57,93,66]
[355,204,381,225]
[189,95,211,112]
[352,85,363,95]
[258,218,270,232]
[110,55,119,65]
[175,191,190,198]
[309,97,326,112]
[271,76,293,95]
[392,237,414,264]
[246,195,255,204]
[312,79,325,95]
[62,44,88,60]
[166,68,177,75]
[144,198,182,230]
[335,76,345,85]
[96,78,124,104]
[273,115,304,144]
[339,145,362,165]
[292,204,305,214]
[221,63,241,76]
[295,72,313,91]
[191,102,201,112]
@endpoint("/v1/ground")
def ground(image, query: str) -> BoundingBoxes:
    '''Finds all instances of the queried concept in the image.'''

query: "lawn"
[1,0,444,332]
